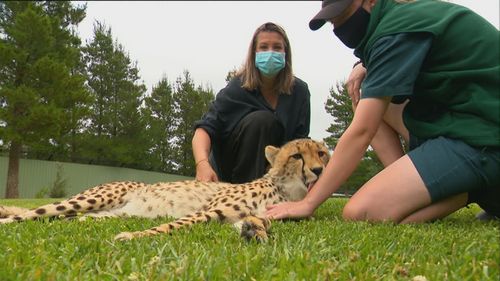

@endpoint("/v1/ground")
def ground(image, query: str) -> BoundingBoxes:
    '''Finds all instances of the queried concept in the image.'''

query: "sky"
[75,1,499,141]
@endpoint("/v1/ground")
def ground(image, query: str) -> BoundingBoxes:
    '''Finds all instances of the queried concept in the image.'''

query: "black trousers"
[211,110,285,184]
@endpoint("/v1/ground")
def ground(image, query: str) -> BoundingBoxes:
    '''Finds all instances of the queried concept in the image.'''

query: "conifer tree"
[0,1,88,198]
[324,82,354,150]
[142,77,177,172]
[81,21,146,167]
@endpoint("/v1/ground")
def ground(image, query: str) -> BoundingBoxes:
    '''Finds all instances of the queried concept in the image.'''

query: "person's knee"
[342,201,367,221]
[241,111,278,129]
[343,200,400,222]
[239,110,284,140]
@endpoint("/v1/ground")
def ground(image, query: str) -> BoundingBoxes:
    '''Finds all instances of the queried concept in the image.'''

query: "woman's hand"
[195,161,219,182]
[346,63,367,106]
[265,199,315,220]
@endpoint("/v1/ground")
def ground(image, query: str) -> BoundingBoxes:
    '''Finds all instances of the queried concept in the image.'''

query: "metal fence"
[0,157,192,198]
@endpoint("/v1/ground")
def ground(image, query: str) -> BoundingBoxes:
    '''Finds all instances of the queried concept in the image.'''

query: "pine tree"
[81,21,146,167]
[324,82,354,150]
[26,2,91,163]
[0,1,88,198]
[81,21,115,164]
[142,77,177,173]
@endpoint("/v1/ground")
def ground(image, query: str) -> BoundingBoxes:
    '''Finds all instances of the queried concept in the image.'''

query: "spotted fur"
[0,139,329,241]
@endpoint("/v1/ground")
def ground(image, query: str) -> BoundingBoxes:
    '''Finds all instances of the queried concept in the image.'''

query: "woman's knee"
[238,110,284,139]
[342,198,400,222]
[342,200,368,221]
[240,111,279,129]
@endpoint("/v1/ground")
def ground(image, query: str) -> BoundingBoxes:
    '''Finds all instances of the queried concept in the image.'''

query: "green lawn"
[0,198,498,281]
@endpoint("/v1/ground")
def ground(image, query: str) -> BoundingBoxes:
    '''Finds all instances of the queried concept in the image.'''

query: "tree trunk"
[5,141,21,198]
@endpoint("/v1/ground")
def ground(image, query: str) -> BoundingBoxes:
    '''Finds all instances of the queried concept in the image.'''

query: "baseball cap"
[309,0,354,30]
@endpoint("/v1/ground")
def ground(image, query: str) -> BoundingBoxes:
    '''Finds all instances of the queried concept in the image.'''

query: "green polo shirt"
[355,0,500,147]
[361,32,432,105]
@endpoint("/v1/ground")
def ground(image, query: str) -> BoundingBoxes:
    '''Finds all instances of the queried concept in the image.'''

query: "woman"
[267,0,499,222]
[192,22,311,184]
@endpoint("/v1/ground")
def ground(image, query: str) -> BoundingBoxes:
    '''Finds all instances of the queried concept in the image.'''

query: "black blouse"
[194,76,311,144]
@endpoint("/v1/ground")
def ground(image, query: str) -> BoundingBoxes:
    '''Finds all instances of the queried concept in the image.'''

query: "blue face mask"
[255,51,286,77]
[333,6,371,49]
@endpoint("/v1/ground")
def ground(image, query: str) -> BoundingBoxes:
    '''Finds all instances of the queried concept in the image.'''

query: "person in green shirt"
[266,0,500,223]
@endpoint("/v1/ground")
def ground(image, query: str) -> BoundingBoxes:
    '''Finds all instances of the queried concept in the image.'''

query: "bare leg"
[343,155,434,223]
[344,102,468,223]
[383,102,409,143]
[370,121,405,167]
[400,193,468,223]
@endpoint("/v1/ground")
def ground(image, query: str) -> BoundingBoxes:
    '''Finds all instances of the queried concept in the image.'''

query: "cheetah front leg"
[114,209,231,241]
[234,216,271,242]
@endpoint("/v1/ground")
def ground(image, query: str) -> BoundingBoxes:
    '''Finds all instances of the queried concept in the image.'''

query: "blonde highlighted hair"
[238,22,295,95]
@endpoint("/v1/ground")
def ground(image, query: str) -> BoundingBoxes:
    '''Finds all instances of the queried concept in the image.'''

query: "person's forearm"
[304,123,374,209]
[192,128,212,164]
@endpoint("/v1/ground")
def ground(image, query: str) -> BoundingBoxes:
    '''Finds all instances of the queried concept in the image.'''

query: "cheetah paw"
[240,221,268,242]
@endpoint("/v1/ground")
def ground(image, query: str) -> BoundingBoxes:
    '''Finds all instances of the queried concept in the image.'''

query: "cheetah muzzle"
[0,139,330,241]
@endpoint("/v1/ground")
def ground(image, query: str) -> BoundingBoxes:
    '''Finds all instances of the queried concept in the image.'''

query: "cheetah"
[0,138,329,241]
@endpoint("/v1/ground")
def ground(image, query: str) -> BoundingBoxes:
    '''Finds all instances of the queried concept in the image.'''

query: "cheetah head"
[265,139,330,201]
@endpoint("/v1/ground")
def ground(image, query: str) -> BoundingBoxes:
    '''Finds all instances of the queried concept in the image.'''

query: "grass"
[0,198,498,281]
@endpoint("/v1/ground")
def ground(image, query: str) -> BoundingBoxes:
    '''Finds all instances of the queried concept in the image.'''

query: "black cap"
[309,0,354,31]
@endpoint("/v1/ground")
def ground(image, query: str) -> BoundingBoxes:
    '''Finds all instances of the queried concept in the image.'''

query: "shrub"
[49,163,68,198]
[35,186,50,198]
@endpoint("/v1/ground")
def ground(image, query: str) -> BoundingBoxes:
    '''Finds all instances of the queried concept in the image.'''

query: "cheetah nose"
[311,167,323,177]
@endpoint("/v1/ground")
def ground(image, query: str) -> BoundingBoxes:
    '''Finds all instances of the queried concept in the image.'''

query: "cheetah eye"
[291,153,302,160]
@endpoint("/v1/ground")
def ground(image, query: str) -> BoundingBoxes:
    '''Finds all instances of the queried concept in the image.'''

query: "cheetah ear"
[265,145,280,167]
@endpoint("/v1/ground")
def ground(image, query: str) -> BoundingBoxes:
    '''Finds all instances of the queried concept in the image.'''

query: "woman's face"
[255,31,285,53]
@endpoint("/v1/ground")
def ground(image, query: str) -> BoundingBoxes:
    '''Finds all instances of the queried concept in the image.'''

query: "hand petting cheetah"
[0,138,329,242]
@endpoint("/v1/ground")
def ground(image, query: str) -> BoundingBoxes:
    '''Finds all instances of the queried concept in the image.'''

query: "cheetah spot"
[56,205,67,211]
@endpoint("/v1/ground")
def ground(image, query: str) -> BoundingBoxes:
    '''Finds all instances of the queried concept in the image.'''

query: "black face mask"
[333,6,371,48]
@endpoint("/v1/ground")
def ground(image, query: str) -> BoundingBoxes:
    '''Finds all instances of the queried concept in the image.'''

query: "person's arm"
[191,80,233,182]
[346,61,366,106]
[266,97,390,219]
[266,33,433,219]
[192,128,218,182]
